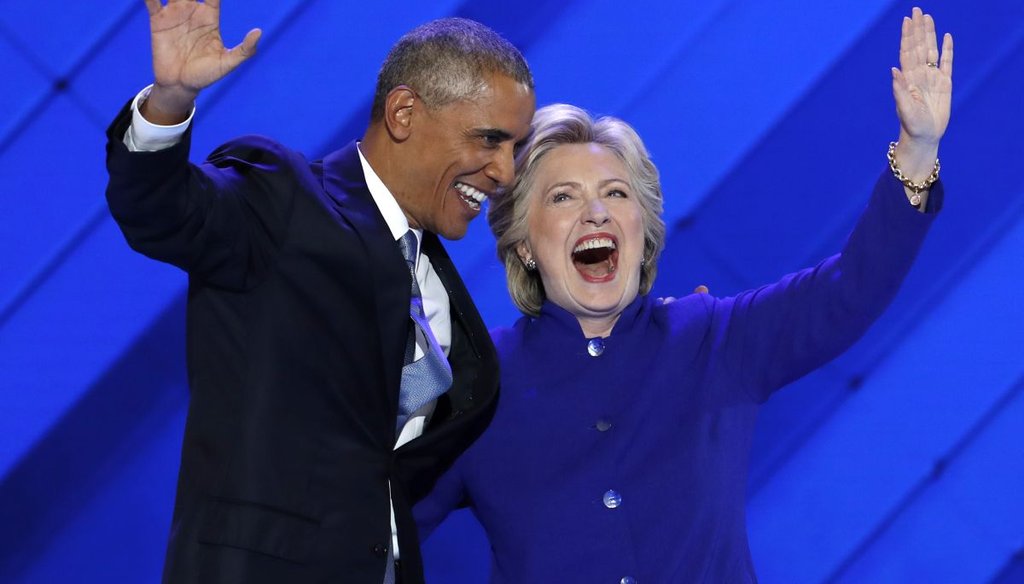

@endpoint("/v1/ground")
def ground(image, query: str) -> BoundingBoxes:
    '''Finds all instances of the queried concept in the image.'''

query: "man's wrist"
[140,83,196,125]
[125,85,194,152]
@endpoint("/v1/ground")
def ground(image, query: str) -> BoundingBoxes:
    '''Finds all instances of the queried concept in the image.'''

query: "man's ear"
[383,86,416,141]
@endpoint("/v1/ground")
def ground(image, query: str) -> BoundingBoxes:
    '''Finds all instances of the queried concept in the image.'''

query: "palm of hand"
[151,3,229,91]
[894,9,953,144]
[148,1,258,94]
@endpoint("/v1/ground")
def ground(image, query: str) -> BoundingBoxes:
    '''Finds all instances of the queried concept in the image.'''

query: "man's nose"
[484,145,515,188]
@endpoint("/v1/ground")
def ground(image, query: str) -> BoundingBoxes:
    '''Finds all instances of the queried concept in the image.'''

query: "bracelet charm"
[887,141,940,206]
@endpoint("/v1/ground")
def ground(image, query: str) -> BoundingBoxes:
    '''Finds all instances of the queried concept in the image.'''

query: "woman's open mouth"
[572,234,618,282]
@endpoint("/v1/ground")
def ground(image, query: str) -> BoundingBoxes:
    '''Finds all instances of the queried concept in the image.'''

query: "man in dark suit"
[104,2,535,582]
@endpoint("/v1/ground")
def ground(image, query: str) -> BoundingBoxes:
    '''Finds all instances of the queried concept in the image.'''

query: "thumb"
[226,28,262,68]
[891,67,917,102]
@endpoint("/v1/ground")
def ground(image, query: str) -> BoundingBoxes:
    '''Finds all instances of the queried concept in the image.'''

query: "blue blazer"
[105,100,498,584]
[415,172,941,583]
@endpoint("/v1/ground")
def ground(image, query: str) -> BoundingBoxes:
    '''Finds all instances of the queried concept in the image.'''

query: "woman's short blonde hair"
[488,103,666,316]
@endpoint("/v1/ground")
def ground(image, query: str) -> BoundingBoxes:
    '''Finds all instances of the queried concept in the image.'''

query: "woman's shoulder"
[489,315,531,356]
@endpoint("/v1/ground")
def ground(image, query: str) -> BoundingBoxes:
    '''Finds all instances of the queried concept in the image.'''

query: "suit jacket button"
[372,543,388,557]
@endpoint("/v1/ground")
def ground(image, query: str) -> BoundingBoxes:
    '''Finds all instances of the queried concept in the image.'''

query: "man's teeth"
[455,182,487,209]
[573,238,616,254]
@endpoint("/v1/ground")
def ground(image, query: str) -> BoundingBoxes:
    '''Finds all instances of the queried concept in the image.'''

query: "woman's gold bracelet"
[888,141,940,206]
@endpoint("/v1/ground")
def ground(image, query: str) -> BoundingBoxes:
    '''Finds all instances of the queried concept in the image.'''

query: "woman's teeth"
[572,237,616,254]
[572,237,618,275]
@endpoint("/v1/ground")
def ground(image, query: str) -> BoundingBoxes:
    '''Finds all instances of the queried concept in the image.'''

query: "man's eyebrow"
[473,128,515,141]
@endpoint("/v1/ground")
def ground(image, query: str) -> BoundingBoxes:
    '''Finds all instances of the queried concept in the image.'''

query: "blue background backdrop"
[1,1,1021,582]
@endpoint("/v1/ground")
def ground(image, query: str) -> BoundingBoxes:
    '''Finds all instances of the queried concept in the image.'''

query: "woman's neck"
[576,314,620,339]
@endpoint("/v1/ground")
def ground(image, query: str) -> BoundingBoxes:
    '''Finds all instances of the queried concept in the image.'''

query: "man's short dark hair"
[371,17,534,120]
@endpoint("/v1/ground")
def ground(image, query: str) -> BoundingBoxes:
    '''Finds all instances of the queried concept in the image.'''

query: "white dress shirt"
[123,85,452,561]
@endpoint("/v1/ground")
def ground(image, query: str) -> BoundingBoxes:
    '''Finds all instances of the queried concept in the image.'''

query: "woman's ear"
[516,241,532,265]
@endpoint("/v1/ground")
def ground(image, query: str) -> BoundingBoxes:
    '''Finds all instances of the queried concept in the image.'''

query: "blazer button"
[371,543,388,557]
[603,489,622,509]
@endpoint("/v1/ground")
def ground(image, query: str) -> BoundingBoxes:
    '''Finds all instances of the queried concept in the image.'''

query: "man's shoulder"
[207,135,310,168]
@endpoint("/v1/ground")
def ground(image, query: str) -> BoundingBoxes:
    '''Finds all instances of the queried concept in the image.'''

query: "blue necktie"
[395,230,453,435]
[384,231,453,584]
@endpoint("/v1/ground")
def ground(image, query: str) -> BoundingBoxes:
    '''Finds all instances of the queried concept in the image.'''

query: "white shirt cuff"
[123,84,195,152]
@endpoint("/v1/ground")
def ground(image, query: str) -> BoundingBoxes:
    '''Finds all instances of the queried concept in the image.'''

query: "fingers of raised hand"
[899,16,912,71]
[924,14,939,66]
[146,0,207,15]
[913,9,928,67]
[940,32,954,77]
[899,8,950,82]
[898,17,922,72]
[899,8,933,69]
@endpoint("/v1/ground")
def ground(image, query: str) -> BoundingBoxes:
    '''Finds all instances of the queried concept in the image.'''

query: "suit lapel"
[318,142,408,420]
[421,233,499,419]
[421,233,488,363]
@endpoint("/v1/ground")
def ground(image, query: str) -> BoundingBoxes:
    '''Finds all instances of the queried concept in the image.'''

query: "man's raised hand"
[142,0,261,124]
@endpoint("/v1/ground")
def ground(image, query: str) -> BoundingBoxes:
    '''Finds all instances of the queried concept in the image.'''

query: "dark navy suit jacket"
[105,100,498,584]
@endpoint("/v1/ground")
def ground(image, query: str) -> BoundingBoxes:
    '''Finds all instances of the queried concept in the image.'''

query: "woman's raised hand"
[891,7,953,182]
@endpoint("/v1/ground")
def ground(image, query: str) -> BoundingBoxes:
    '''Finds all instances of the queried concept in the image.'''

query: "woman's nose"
[584,199,610,225]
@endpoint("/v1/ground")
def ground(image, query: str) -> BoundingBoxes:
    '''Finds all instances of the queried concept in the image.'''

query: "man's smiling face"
[397,72,535,240]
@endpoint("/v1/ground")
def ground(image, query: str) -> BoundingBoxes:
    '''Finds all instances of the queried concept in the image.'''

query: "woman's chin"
[566,290,638,321]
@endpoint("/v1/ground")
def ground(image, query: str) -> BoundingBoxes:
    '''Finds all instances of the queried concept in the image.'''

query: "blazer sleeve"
[708,169,942,402]
[104,99,305,290]
[413,456,470,542]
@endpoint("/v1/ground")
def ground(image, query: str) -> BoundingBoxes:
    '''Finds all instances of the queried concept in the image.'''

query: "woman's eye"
[607,189,627,198]
[552,192,571,203]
